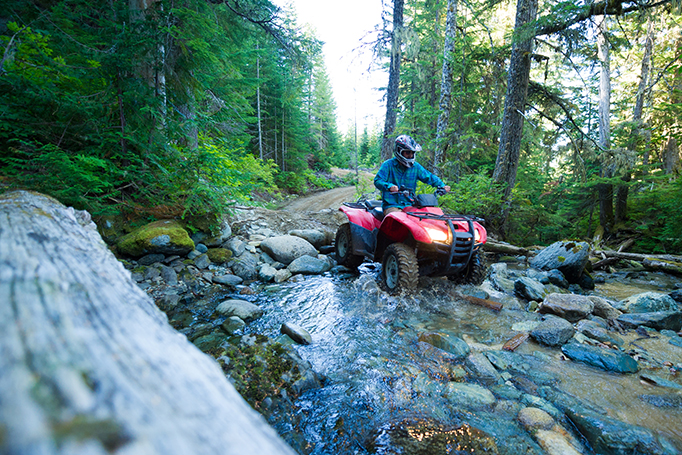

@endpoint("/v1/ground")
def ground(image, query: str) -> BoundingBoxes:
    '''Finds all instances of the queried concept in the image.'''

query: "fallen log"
[0,191,295,455]
[482,240,531,257]
[459,294,503,312]
[593,250,682,276]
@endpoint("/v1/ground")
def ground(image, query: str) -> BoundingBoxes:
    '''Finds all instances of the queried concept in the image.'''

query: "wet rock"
[520,394,562,420]
[369,419,498,455]
[291,370,322,394]
[576,271,595,290]
[418,332,471,359]
[530,315,575,347]
[288,229,330,249]
[529,240,590,283]
[281,322,313,345]
[221,316,246,334]
[231,252,260,281]
[144,266,161,281]
[488,263,517,294]
[215,299,264,322]
[587,296,622,320]
[517,407,554,431]
[639,393,682,408]
[576,319,624,346]
[260,235,318,265]
[213,274,243,287]
[259,263,278,282]
[274,269,292,283]
[117,220,194,257]
[195,243,208,253]
[639,373,682,390]
[533,430,582,455]
[514,277,546,301]
[465,353,503,386]
[614,291,679,313]
[564,406,675,455]
[538,293,594,322]
[287,255,331,275]
[616,311,682,331]
[670,290,682,304]
[560,342,639,373]
[545,269,569,288]
[444,382,496,408]
[159,264,178,285]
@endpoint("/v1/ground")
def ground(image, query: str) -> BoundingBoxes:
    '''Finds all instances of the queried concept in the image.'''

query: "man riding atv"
[374,135,450,214]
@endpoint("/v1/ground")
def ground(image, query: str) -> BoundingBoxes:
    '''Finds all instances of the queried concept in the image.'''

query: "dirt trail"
[280,168,375,212]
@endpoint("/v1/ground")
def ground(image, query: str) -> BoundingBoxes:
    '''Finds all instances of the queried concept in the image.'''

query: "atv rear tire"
[382,243,419,294]
[335,223,364,269]
[449,251,487,285]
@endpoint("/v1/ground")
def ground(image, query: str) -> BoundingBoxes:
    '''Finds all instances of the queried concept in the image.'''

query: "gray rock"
[545,269,569,288]
[287,255,331,275]
[274,269,292,283]
[204,218,232,247]
[224,237,246,257]
[538,293,594,322]
[193,253,211,270]
[213,274,243,287]
[444,382,496,408]
[159,264,178,285]
[488,263,516,294]
[280,322,313,345]
[288,229,330,249]
[260,235,318,265]
[530,315,575,347]
[670,290,682,304]
[231,252,259,281]
[187,249,202,260]
[587,296,622,319]
[576,320,624,346]
[639,393,682,408]
[616,311,682,331]
[561,342,639,374]
[614,292,679,314]
[259,263,278,282]
[195,243,208,253]
[138,253,165,266]
[517,407,555,431]
[465,353,503,385]
[221,316,246,334]
[529,240,590,283]
[515,277,546,301]
[215,299,264,322]
[144,266,161,281]
[418,332,470,359]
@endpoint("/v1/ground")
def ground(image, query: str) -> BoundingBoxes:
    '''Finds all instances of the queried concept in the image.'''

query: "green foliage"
[434,173,504,221]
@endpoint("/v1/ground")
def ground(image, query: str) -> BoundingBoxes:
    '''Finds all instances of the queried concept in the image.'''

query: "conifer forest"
[1,0,681,252]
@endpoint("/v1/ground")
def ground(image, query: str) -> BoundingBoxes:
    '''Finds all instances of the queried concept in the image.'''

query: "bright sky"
[275,0,387,133]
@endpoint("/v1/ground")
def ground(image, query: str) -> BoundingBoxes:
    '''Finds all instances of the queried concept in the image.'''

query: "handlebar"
[397,186,448,200]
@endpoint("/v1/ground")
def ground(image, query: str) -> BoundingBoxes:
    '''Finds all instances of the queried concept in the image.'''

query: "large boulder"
[529,241,591,283]
[260,235,318,265]
[117,219,194,258]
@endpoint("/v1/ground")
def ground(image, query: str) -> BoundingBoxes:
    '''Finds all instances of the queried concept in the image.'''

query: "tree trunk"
[433,0,459,177]
[663,136,680,174]
[0,191,296,455]
[380,0,405,161]
[492,0,538,236]
[596,16,614,231]
[257,47,264,160]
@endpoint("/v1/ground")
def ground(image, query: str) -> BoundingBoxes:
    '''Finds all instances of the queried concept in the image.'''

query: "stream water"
[227,265,682,454]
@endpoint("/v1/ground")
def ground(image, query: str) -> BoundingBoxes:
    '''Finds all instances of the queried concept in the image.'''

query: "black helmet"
[394,134,421,168]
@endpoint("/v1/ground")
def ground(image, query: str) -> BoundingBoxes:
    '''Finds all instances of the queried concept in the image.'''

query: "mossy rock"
[116,220,194,258]
[206,247,232,264]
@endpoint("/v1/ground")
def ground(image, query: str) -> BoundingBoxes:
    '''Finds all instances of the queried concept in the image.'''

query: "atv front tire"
[449,251,487,285]
[382,243,419,293]
[335,223,364,269]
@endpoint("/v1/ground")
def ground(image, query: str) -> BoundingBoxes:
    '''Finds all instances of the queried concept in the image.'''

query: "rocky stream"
[113,203,682,455]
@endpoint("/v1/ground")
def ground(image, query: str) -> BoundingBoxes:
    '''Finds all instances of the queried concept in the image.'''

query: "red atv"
[335,188,488,293]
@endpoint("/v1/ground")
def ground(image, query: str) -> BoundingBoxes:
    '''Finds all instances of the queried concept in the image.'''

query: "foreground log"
[482,240,531,257]
[0,191,295,455]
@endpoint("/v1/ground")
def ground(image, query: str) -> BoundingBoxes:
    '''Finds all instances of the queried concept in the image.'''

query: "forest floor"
[279,168,375,212]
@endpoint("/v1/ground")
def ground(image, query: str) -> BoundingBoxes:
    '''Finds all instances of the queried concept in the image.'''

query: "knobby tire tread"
[383,243,419,293]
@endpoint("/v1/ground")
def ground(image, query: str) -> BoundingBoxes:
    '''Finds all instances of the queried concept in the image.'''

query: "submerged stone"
[560,342,639,374]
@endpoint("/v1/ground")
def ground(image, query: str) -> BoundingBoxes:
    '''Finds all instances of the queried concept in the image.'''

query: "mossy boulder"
[206,247,232,264]
[117,220,194,258]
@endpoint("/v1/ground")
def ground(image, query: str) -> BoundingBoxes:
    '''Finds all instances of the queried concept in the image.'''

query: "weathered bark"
[482,239,531,256]
[596,16,615,231]
[380,0,405,161]
[492,0,538,236]
[0,191,296,455]
[432,0,459,176]
[593,249,682,275]
[663,136,680,174]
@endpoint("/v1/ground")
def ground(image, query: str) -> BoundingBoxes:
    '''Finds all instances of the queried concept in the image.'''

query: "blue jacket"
[374,158,445,209]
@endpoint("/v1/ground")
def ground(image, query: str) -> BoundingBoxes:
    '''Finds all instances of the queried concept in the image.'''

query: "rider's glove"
[436,187,447,196]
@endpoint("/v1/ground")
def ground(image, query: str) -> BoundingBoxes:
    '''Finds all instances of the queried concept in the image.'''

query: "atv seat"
[363,200,384,220]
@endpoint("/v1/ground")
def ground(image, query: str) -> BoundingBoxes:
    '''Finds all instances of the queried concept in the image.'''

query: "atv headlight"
[474,227,481,243]
[425,227,449,244]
